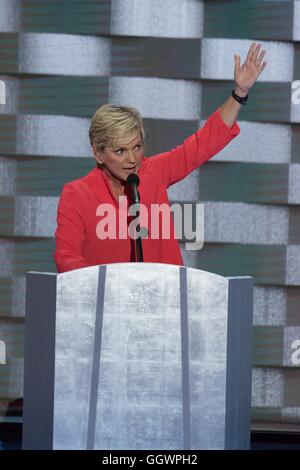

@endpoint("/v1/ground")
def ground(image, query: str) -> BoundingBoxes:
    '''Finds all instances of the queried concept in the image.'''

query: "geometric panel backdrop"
[0,0,300,433]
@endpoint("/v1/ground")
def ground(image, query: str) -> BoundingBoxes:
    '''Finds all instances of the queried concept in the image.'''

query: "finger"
[256,50,266,67]
[260,61,267,72]
[234,53,241,68]
[257,61,267,77]
[247,41,256,57]
[246,41,256,61]
[252,43,262,62]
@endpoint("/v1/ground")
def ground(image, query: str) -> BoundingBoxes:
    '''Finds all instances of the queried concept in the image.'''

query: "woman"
[53,42,267,273]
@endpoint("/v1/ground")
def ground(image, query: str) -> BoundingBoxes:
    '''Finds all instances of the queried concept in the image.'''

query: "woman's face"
[93,133,144,183]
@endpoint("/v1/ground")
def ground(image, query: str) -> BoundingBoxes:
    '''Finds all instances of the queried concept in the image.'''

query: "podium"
[22,263,253,450]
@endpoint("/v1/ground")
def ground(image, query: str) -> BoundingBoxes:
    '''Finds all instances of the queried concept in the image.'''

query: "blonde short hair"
[89,103,146,150]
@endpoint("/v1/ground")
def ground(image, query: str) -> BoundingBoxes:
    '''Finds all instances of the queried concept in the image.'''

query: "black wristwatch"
[231,89,248,105]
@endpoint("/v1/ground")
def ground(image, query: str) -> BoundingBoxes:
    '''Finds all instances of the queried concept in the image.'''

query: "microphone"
[126,173,140,204]
[126,173,143,262]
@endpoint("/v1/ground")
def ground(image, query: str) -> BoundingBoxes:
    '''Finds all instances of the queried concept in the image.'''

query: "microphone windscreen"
[126,173,140,186]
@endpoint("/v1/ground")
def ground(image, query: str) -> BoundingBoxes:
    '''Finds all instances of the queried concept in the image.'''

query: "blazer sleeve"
[146,107,240,188]
[53,183,90,273]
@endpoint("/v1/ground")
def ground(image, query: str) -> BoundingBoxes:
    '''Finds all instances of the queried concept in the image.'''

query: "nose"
[126,149,137,164]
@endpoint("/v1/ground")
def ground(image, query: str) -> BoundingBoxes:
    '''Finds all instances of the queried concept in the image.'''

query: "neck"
[101,165,126,194]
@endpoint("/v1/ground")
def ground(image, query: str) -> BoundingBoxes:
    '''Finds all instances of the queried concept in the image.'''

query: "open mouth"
[123,166,136,172]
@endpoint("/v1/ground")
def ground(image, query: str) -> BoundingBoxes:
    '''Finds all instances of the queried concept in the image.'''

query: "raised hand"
[234,42,267,95]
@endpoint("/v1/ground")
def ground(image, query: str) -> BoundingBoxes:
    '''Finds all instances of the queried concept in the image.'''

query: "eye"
[115,149,123,155]
[135,144,142,150]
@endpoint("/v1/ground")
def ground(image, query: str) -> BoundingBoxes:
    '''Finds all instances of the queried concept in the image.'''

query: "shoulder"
[61,167,99,194]
[140,152,170,171]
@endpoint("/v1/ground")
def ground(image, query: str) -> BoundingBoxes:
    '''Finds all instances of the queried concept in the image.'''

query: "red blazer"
[53,108,240,273]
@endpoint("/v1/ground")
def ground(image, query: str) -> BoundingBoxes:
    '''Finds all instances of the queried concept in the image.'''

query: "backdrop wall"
[0,0,300,433]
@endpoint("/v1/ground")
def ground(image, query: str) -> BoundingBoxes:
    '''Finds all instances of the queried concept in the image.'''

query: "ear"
[91,144,98,157]
[92,144,103,164]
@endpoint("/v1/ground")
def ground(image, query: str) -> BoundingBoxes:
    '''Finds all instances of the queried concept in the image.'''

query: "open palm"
[234,42,267,94]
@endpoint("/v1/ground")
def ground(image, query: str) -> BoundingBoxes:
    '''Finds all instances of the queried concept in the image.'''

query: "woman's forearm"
[219,86,248,129]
